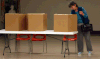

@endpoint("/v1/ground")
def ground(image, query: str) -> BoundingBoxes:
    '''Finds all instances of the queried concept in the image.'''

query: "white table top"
[0,29,78,35]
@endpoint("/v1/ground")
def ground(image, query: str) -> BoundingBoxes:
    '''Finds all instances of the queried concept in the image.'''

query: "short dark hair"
[68,1,78,8]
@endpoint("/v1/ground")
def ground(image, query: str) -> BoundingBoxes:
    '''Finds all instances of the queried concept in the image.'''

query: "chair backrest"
[17,34,30,38]
[74,34,77,38]
[33,34,46,40]
[63,34,77,41]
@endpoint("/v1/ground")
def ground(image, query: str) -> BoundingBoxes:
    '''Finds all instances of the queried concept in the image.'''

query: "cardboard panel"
[27,13,47,31]
[5,13,26,31]
[54,14,77,32]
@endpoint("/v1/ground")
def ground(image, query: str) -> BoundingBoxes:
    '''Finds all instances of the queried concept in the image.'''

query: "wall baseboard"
[90,31,100,35]
[0,34,3,37]
[90,31,100,34]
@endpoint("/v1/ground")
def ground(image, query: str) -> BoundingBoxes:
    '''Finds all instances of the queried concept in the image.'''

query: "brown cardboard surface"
[54,14,77,32]
[43,14,47,30]
[5,13,26,31]
[25,14,28,30]
[27,13,47,31]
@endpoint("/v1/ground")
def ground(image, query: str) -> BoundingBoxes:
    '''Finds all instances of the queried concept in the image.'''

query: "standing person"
[68,1,93,56]
[9,5,16,13]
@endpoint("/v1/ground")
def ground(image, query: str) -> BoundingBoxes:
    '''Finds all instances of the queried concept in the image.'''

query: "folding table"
[0,29,78,57]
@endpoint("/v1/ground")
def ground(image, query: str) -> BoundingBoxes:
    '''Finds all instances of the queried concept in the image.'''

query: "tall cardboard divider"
[27,13,47,31]
[5,13,26,31]
[54,14,77,32]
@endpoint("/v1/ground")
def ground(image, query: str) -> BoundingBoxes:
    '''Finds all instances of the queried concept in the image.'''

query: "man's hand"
[79,11,84,16]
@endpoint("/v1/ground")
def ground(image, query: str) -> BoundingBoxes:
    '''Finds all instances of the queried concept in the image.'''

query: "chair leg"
[15,34,18,52]
[30,35,33,54]
[31,40,33,54]
[15,40,17,52]
[64,47,67,58]
[43,41,44,52]
[15,40,20,52]
[67,41,70,55]
[64,41,67,58]
[45,40,47,53]
[75,40,77,53]
[61,41,63,54]
[28,40,32,54]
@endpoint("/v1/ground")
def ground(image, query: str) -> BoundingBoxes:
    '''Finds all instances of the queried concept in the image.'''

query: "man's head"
[68,1,78,10]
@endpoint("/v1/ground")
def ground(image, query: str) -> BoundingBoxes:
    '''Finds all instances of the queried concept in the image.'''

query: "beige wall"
[20,0,100,31]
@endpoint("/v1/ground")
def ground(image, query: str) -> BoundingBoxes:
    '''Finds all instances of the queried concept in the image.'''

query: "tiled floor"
[0,35,100,59]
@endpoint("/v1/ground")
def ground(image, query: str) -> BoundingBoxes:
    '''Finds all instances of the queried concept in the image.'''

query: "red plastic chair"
[61,34,77,54]
[16,34,30,40]
[15,34,31,52]
[63,34,77,41]
[31,34,47,53]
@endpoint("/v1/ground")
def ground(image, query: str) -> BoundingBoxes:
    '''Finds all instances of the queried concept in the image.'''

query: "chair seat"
[63,34,77,41]
[63,37,66,41]
[63,38,77,41]
[32,38,46,41]
[67,38,77,41]
[16,38,30,40]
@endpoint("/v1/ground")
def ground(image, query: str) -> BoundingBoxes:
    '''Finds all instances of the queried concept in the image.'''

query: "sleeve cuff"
[83,15,88,18]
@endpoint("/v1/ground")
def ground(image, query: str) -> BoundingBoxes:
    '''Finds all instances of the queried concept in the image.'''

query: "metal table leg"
[64,40,70,58]
[64,35,70,58]
[8,34,11,53]
[3,34,11,55]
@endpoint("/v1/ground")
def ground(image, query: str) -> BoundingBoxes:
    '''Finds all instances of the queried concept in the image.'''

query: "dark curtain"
[5,0,18,13]
[4,0,18,29]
